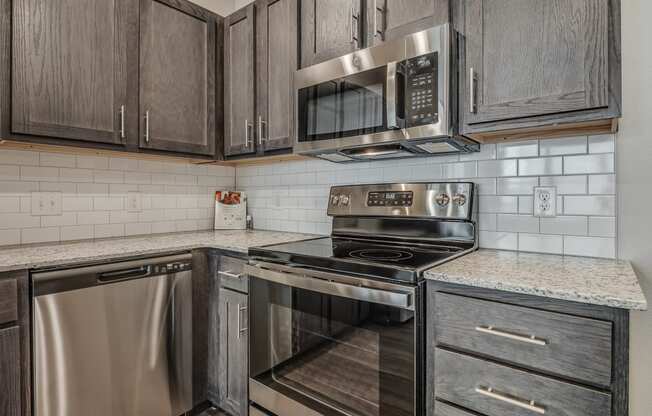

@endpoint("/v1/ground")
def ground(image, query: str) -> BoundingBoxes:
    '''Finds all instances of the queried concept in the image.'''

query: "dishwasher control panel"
[154,262,192,274]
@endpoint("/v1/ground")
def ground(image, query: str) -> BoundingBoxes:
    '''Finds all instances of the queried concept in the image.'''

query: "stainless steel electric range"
[245,182,477,416]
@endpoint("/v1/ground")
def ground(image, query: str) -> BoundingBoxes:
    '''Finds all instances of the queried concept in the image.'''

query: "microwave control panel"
[405,53,438,127]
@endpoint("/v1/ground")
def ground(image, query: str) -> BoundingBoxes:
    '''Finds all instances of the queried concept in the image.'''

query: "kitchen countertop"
[425,249,647,310]
[0,230,315,273]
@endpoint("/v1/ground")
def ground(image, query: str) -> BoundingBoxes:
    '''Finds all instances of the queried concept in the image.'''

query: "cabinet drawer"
[434,292,612,386]
[435,401,477,416]
[435,349,611,416]
[218,256,248,293]
[0,278,18,325]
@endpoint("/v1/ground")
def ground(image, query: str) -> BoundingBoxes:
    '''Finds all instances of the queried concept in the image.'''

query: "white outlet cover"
[31,192,62,216]
[533,186,557,217]
[126,191,143,212]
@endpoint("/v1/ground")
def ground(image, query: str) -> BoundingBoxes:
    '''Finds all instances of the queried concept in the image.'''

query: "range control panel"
[327,183,474,220]
[367,191,413,207]
[405,52,438,127]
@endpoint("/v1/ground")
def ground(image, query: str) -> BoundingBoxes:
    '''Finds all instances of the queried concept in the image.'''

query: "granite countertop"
[425,249,647,310]
[0,230,316,272]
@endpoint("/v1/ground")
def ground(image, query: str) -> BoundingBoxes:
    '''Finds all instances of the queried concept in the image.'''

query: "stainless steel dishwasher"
[32,253,194,416]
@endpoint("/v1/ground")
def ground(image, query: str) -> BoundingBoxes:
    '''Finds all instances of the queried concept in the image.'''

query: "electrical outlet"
[533,186,557,217]
[31,192,62,216]
[126,191,143,212]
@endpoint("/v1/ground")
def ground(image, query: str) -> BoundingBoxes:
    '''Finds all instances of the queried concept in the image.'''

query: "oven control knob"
[339,194,350,206]
[331,195,340,205]
[435,193,450,207]
[453,194,467,206]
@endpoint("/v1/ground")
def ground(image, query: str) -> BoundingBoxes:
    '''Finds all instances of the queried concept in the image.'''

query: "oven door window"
[250,278,416,416]
[297,67,388,143]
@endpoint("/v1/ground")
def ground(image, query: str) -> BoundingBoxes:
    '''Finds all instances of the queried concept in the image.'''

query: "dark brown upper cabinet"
[255,0,297,153]
[224,0,297,158]
[366,0,450,46]
[139,0,217,156]
[224,4,256,157]
[299,0,362,68]
[11,0,137,146]
[460,0,621,138]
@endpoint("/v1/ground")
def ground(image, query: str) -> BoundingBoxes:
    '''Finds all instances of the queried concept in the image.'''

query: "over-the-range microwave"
[294,23,479,162]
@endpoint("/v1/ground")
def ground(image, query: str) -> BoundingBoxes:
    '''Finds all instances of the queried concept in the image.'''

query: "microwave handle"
[386,62,404,129]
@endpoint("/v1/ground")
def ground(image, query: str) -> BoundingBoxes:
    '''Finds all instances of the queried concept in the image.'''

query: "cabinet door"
[0,326,21,416]
[464,0,609,125]
[256,0,297,153]
[12,0,136,145]
[224,4,256,157]
[139,0,216,156]
[368,0,449,46]
[300,0,362,68]
[217,289,248,416]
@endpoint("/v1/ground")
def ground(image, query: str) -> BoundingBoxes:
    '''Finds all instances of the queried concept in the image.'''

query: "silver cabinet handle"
[244,119,253,148]
[119,105,125,139]
[218,270,244,279]
[475,386,546,414]
[237,304,248,338]
[257,115,266,145]
[469,67,477,114]
[373,0,384,39]
[475,325,547,346]
[350,6,359,44]
[144,110,150,143]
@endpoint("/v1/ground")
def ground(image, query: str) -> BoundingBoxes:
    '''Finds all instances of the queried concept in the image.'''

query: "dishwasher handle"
[98,265,152,283]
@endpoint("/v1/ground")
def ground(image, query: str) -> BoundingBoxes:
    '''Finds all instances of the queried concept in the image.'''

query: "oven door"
[245,262,423,416]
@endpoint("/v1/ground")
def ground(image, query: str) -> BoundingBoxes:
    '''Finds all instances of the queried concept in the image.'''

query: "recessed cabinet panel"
[12,0,132,144]
[369,0,448,45]
[224,4,256,157]
[0,326,21,416]
[139,0,216,156]
[256,0,297,152]
[464,0,609,125]
[300,0,362,68]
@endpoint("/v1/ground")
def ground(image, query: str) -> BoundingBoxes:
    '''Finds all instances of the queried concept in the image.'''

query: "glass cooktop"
[248,237,466,283]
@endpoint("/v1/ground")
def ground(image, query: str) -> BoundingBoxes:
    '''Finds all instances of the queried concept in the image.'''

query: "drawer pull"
[475,386,546,414]
[475,325,547,346]
[218,270,244,279]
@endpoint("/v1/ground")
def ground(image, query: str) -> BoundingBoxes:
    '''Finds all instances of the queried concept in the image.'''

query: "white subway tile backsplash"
[60,168,94,183]
[478,160,517,177]
[588,134,615,154]
[62,196,93,212]
[496,177,538,195]
[21,227,60,244]
[460,144,496,161]
[0,196,20,213]
[564,236,615,258]
[497,140,539,159]
[441,162,477,179]
[473,178,497,195]
[539,136,587,156]
[539,216,588,236]
[478,196,519,213]
[0,150,39,166]
[94,224,125,239]
[479,231,518,250]
[518,157,562,176]
[0,165,20,181]
[94,170,124,184]
[40,153,76,168]
[497,214,539,233]
[77,211,110,225]
[21,166,59,182]
[588,174,616,194]
[478,213,497,231]
[564,195,615,216]
[61,225,94,241]
[41,212,77,227]
[0,213,40,230]
[564,154,614,175]
[539,175,587,195]
[0,229,21,246]
[518,196,534,214]
[589,217,616,238]
[518,233,563,254]
[77,155,109,170]
[109,157,139,171]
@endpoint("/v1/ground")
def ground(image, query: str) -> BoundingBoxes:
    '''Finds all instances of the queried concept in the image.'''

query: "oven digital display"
[367,191,413,207]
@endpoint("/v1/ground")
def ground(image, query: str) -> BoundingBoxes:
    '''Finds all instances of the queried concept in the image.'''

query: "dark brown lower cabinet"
[426,281,629,416]
[0,326,21,416]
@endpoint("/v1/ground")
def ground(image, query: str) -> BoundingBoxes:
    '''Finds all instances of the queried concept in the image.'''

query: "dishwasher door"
[32,253,193,416]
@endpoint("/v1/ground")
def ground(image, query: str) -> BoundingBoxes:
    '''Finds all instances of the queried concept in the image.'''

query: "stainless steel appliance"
[32,253,194,416]
[246,182,477,416]
[294,24,479,162]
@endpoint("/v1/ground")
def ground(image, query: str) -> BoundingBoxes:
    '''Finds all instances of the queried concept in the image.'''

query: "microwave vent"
[415,141,459,154]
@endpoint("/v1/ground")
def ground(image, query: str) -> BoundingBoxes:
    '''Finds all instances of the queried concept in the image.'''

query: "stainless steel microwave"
[294,24,479,162]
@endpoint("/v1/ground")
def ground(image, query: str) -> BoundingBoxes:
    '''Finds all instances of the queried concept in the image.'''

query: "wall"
[189,0,252,16]
[0,150,234,246]
[618,0,652,414]
[237,135,618,258]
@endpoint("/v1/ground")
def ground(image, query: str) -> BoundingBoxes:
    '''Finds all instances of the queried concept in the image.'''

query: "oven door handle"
[244,264,414,310]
